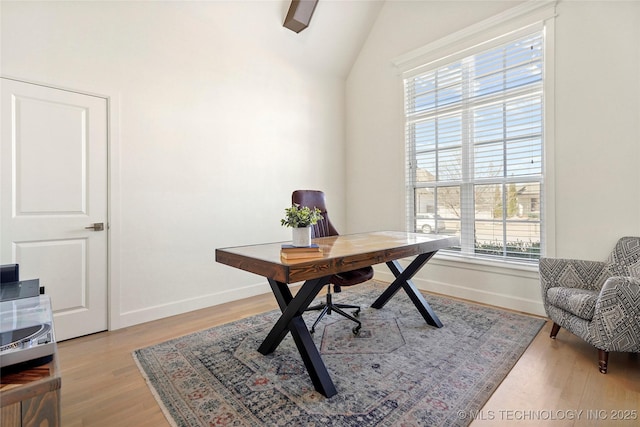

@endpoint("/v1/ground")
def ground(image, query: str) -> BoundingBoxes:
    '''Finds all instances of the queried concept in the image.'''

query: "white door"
[1,78,108,341]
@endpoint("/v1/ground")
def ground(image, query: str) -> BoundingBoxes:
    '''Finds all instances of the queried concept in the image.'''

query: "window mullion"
[502,57,509,257]
[460,57,474,255]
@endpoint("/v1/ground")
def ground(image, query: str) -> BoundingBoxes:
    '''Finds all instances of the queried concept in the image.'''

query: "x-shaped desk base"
[371,251,443,328]
[257,250,442,398]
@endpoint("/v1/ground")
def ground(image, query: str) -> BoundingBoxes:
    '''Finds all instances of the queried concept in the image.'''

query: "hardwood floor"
[472,323,640,426]
[57,289,639,426]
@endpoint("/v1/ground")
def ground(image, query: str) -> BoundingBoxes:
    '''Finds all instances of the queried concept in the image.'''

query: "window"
[404,31,544,262]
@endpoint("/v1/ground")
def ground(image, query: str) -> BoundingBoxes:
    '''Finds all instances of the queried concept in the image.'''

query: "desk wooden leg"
[258,276,337,397]
[371,251,443,328]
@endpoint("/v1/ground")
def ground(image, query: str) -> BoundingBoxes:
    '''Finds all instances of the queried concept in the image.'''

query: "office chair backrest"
[292,190,374,288]
[292,190,338,238]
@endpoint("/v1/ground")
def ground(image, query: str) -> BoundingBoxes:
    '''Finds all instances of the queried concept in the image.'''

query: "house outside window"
[404,30,544,262]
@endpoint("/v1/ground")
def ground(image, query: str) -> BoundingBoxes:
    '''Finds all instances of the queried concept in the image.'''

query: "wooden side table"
[0,354,61,427]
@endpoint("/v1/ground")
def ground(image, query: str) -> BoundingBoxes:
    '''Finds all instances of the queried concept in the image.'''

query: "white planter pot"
[292,226,312,247]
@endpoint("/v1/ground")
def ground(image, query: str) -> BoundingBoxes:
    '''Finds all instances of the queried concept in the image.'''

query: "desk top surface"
[215,231,459,283]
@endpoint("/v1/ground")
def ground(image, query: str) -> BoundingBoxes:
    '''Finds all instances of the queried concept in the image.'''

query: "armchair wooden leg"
[550,322,561,338]
[598,349,609,374]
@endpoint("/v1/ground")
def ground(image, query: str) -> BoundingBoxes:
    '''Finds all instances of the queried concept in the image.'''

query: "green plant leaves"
[280,204,323,228]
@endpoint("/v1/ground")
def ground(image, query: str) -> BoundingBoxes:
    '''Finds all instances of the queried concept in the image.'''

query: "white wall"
[0,0,382,328]
[3,0,638,327]
[346,0,640,316]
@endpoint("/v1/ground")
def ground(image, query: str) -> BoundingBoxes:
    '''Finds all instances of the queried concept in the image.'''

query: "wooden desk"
[216,231,459,397]
[0,355,61,427]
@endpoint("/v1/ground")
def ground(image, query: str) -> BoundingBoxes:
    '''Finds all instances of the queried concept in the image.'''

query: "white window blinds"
[405,31,544,261]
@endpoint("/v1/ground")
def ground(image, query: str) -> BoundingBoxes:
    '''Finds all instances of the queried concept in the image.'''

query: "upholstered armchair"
[540,236,640,373]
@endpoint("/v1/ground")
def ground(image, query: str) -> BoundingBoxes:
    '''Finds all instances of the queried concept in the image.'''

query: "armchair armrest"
[540,258,609,294]
[591,276,640,352]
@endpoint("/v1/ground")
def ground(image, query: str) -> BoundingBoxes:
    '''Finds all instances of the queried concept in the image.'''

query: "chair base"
[306,289,361,335]
[550,322,561,338]
[549,322,609,374]
[598,349,609,374]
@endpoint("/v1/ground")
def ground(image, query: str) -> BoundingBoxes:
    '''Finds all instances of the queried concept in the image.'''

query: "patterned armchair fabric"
[540,237,640,373]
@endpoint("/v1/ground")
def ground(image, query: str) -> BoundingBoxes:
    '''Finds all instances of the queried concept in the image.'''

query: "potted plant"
[281,204,323,247]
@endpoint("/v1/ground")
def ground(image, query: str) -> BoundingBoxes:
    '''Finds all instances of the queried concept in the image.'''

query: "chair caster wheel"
[352,326,361,336]
[353,310,360,318]
[310,328,315,334]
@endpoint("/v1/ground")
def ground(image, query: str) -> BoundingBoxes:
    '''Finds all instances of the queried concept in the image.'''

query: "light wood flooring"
[57,289,639,426]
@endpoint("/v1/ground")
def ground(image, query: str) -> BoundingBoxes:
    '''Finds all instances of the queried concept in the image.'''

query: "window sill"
[428,251,540,279]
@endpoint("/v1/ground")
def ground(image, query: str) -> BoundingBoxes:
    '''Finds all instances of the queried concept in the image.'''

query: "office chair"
[292,190,374,335]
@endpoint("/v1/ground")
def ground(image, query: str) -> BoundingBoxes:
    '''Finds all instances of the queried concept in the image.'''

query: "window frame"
[393,1,557,267]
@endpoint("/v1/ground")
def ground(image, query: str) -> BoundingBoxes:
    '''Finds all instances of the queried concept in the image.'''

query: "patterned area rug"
[134,281,544,426]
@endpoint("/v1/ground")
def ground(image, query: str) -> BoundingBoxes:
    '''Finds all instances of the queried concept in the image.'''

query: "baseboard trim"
[118,281,271,329]
[374,270,546,317]
[118,271,546,329]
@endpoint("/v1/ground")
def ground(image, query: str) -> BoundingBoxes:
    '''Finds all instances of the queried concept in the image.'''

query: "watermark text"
[457,409,638,422]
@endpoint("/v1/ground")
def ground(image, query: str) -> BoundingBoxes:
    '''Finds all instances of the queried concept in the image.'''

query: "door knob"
[85,222,104,231]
